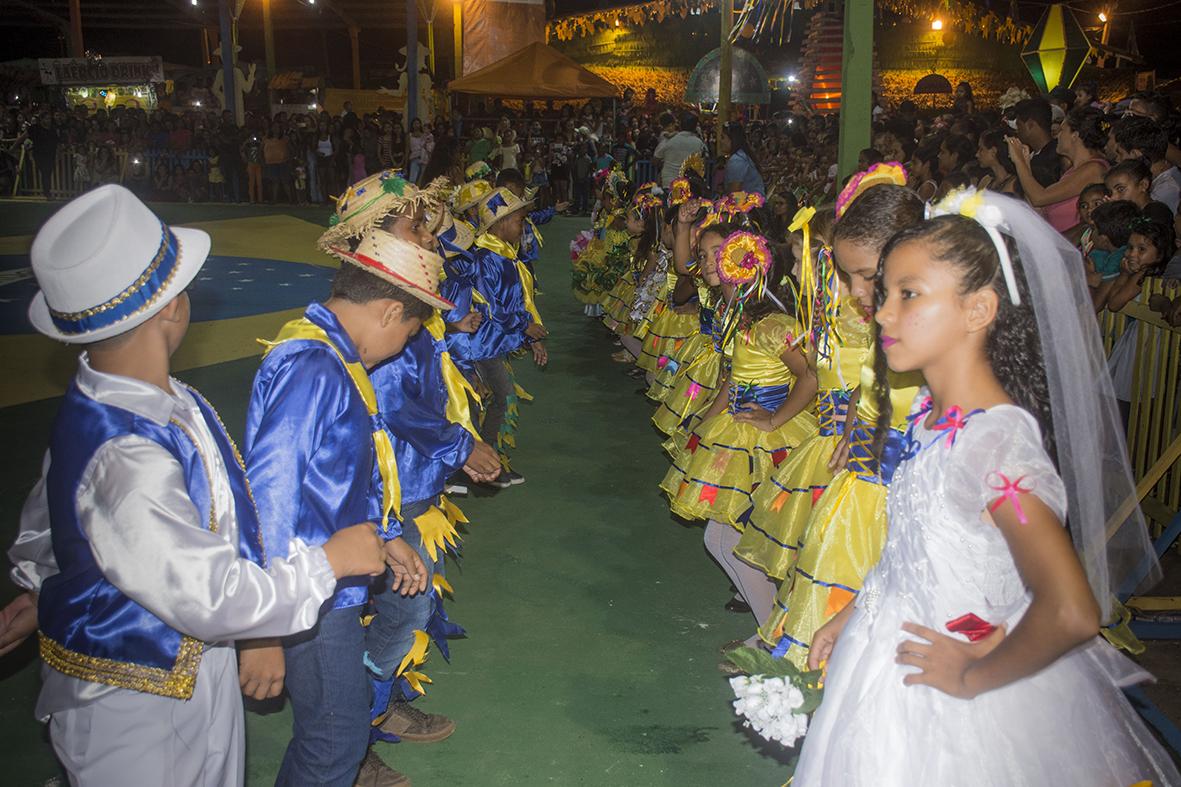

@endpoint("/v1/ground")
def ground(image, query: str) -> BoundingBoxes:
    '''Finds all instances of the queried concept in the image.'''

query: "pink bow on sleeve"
[986,472,1033,524]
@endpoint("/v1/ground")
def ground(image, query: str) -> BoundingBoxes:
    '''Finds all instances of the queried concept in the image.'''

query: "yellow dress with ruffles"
[637,275,706,375]
[659,312,819,527]
[601,269,638,335]
[651,297,728,435]
[571,222,630,305]
[758,362,923,668]
[733,298,872,580]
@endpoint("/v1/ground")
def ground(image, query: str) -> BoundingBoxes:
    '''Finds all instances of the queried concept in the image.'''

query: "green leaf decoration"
[383,177,407,196]
[328,214,340,227]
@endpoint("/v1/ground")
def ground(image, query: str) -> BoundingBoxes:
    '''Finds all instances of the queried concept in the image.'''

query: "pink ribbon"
[657,355,669,370]
[685,381,702,401]
[931,405,971,448]
[987,473,1033,524]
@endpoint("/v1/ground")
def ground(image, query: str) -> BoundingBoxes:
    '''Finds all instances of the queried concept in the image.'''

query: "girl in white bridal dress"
[794,189,1178,787]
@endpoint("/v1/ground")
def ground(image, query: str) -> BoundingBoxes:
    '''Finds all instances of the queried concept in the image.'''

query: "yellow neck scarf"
[260,318,402,529]
[475,232,543,328]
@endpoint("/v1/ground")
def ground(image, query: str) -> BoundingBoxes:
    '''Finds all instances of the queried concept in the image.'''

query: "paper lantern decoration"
[1021,3,1093,94]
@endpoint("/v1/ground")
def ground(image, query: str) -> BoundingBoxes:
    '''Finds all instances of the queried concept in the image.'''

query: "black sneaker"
[444,480,469,496]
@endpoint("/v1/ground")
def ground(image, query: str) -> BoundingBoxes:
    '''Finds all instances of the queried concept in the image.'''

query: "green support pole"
[837,0,873,183]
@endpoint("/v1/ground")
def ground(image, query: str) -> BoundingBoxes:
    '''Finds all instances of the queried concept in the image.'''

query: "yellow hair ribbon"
[788,206,817,341]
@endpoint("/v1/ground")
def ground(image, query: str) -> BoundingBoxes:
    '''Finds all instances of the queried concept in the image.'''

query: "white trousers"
[49,646,243,787]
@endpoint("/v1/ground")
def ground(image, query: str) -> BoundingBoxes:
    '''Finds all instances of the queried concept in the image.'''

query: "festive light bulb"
[931,18,943,30]
[1098,11,1107,22]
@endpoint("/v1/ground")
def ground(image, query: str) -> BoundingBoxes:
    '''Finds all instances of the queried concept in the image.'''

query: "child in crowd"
[1071,181,1107,253]
[1103,214,1176,420]
[1085,199,1139,301]
[795,189,1175,786]
[1105,158,1175,227]
[8,185,388,786]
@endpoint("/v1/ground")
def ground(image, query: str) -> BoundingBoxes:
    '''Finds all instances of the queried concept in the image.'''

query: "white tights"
[704,519,777,639]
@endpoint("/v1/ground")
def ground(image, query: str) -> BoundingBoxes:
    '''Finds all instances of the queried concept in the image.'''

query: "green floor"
[0,209,790,785]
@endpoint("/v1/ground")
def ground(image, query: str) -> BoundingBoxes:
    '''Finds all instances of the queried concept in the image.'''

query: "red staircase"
[799,10,880,114]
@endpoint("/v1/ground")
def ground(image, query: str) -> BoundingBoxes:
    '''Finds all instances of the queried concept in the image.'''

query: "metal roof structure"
[0,0,409,33]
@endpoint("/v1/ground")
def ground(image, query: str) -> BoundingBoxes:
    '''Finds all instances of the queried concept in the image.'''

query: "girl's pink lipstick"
[881,335,898,348]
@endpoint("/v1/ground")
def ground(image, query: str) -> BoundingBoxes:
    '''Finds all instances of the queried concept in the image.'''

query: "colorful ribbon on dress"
[987,473,1033,524]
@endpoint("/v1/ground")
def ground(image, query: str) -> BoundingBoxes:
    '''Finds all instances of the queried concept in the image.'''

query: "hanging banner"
[38,57,164,86]
[462,0,545,75]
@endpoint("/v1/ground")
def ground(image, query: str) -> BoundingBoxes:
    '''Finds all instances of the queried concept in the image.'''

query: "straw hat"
[326,230,455,311]
[426,205,475,258]
[28,184,210,343]
[476,186,534,234]
[318,170,450,252]
[453,179,492,213]
[465,161,492,182]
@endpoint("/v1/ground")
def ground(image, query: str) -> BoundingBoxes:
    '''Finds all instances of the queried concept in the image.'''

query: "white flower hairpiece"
[929,187,1022,306]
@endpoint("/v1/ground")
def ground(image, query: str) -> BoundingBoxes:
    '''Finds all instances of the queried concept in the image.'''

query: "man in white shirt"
[653,112,708,188]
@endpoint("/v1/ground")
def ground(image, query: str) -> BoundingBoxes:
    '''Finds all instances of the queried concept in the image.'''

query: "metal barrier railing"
[10,147,211,200]
[1100,276,1181,530]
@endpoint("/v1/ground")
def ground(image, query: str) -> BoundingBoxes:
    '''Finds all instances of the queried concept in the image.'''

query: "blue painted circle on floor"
[0,254,334,335]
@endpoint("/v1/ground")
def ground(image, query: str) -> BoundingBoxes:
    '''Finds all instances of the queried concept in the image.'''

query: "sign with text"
[39,57,164,86]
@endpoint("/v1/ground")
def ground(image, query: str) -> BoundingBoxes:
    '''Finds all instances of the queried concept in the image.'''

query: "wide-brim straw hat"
[28,184,210,344]
[426,206,475,258]
[318,170,451,252]
[454,179,492,213]
[326,230,455,312]
[477,187,535,234]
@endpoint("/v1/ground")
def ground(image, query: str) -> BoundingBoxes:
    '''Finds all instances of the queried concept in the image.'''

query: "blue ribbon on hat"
[486,192,508,215]
[49,222,182,336]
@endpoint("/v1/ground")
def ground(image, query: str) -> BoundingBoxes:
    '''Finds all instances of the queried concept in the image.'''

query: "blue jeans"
[276,606,371,787]
[364,500,437,681]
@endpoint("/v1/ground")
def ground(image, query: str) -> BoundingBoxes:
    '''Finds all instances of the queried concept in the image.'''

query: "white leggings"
[703,519,777,633]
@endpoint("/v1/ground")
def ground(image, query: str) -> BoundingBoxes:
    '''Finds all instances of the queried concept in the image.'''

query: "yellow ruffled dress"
[758,362,924,668]
[637,275,705,376]
[572,221,630,306]
[733,298,872,580]
[650,297,727,435]
[659,312,819,527]
[601,255,639,335]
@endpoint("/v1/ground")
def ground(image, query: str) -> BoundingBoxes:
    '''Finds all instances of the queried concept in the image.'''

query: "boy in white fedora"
[246,170,464,787]
[5,184,391,786]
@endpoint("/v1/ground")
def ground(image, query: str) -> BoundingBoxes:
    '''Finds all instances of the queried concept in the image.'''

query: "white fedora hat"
[28,185,210,344]
[327,229,455,312]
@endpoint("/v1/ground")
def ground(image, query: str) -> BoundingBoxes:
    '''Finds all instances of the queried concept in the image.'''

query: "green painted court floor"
[0,207,793,785]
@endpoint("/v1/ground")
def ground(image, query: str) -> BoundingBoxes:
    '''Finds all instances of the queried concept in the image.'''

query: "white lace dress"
[794,394,1180,787]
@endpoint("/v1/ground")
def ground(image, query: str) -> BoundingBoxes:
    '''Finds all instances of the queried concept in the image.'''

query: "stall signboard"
[38,57,164,86]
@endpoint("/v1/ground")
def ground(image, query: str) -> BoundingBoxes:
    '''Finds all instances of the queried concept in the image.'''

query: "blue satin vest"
[38,383,265,699]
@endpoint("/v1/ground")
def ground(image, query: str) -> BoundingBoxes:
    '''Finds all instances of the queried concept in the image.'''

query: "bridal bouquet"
[726,647,824,750]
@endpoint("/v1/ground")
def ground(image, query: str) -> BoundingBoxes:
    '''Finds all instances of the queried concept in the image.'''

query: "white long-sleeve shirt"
[9,354,337,719]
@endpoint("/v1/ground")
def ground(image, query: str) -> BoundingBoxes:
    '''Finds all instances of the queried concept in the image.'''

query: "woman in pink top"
[1009,107,1110,233]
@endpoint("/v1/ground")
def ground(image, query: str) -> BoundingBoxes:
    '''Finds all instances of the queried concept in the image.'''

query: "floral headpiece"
[835,162,907,219]
[717,231,772,287]
[680,152,706,179]
[702,191,765,230]
[593,167,614,186]
[632,182,663,213]
[929,187,1021,305]
[669,177,693,206]
[714,231,789,350]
